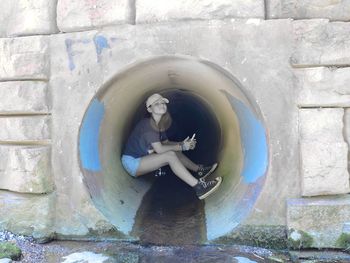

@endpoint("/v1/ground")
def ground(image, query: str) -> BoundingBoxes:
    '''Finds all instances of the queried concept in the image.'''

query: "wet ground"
[3,170,350,262]
[10,239,350,263]
[131,168,206,245]
[3,231,350,262]
[15,240,287,263]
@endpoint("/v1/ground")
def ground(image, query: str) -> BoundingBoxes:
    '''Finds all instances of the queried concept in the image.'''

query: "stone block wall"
[267,1,350,21]
[0,32,53,239]
[0,0,350,248]
[291,18,350,248]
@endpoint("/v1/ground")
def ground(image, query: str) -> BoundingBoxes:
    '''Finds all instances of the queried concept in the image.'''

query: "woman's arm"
[152,137,196,154]
[161,139,180,145]
[151,141,182,153]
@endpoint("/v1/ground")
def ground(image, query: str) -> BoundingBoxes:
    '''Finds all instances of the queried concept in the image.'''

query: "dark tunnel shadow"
[129,88,221,245]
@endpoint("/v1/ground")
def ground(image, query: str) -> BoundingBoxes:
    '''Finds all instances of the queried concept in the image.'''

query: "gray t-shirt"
[123,118,168,158]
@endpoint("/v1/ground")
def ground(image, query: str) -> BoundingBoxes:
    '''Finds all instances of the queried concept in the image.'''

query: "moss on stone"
[212,225,288,250]
[55,226,130,242]
[288,230,313,249]
[110,252,139,263]
[0,242,21,260]
[336,233,350,249]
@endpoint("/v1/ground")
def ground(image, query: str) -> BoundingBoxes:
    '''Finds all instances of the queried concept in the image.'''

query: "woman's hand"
[181,136,197,151]
[189,138,197,150]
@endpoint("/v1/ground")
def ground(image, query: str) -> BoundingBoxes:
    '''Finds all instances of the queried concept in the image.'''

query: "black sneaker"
[195,163,218,179]
[194,177,222,200]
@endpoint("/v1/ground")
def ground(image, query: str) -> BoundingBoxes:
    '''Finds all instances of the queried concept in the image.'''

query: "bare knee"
[164,151,178,162]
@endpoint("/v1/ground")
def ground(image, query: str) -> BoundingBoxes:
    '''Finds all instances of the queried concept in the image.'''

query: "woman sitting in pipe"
[121,93,222,200]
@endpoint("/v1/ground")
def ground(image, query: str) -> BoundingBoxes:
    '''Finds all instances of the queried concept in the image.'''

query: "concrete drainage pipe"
[78,56,268,243]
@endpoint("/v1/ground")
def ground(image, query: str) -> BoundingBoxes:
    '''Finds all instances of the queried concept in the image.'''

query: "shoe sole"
[198,177,222,200]
[200,163,218,180]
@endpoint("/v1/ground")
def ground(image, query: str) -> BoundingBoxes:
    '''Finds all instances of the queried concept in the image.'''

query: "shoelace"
[198,178,216,188]
[197,165,206,176]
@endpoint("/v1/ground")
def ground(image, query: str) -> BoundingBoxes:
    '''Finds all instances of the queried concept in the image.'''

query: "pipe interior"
[78,56,268,242]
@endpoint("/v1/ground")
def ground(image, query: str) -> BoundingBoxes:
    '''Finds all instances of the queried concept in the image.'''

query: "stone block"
[57,0,129,32]
[287,196,350,248]
[299,108,349,196]
[0,81,50,114]
[268,0,350,21]
[296,67,350,107]
[0,36,49,81]
[136,0,264,23]
[0,116,51,142]
[0,145,53,194]
[6,0,58,36]
[345,109,350,152]
[0,191,54,239]
[0,259,12,263]
[0,1,14,37]
[292,20,350,66]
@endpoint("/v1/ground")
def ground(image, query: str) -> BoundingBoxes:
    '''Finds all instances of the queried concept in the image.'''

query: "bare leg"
[175,152,199,172]
[136,151,198,186]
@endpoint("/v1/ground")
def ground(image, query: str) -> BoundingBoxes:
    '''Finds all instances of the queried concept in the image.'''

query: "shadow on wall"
[78,55,268,243]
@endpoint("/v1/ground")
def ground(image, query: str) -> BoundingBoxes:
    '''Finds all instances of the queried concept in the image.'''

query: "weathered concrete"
[0,1,349,248]
[0,191,54,240]
[0,145,53,194]
[292,19,350,66]
[0,81,50,114]
[287,196,350,248]
[0,36,49,81]
[0,116,50,142]
[57,0,130,32]
[299,108,349,196]
[296,67,350,107]
[49,19,298,239]
[5,0,58,36]
[214,225,288,249]
[345,109,350,156]
[268,0,350,21]
[136,0,264,23]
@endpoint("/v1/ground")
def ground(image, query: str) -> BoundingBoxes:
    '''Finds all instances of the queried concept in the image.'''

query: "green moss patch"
[0,242,21,260]
[288,230,313,249]
[212,225,288,250]
[111,252,139,263]
[336,233,350,249]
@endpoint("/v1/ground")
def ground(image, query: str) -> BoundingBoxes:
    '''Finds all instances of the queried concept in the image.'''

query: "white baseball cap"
[146,93,169,108]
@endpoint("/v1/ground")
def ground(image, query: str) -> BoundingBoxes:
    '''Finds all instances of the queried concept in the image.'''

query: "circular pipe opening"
[78,55,268,243]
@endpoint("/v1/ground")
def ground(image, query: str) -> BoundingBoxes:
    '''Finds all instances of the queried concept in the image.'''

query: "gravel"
[0,231,44,263]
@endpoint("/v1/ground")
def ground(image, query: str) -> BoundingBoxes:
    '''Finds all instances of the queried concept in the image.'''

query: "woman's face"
[149,101,167,115]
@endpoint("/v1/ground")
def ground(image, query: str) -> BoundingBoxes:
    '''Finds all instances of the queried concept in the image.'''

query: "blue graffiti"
[65,39,76,71]
[79,98,105,172]
[206,91,268,241]
[93,35,110,62]
[223,91,268,183]
[65,38,91,71]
